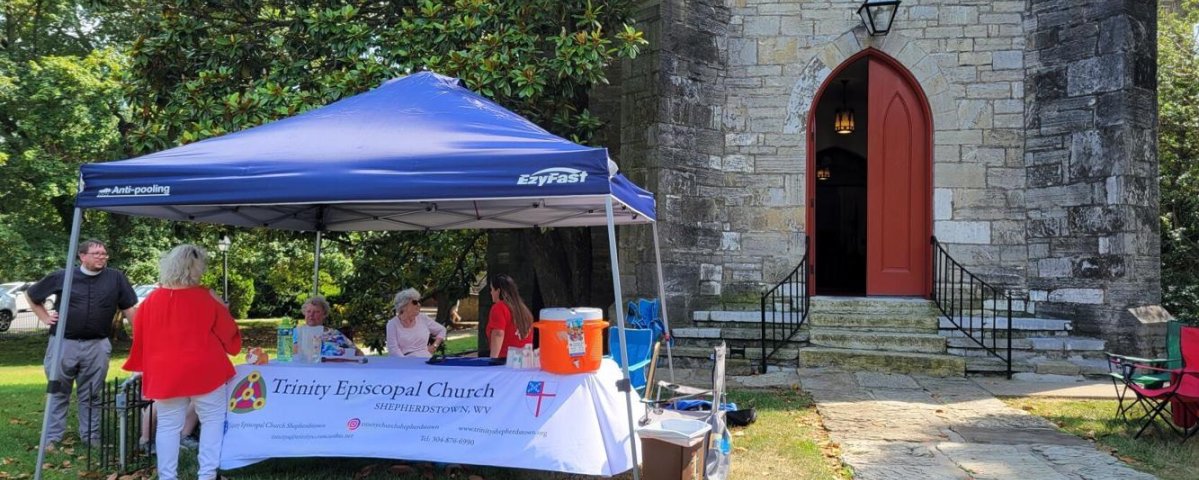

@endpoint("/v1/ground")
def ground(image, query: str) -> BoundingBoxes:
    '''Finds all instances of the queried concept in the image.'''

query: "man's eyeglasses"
[85,252,109,258]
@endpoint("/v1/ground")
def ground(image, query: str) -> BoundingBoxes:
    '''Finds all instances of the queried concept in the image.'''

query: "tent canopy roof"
[77,72,654,231]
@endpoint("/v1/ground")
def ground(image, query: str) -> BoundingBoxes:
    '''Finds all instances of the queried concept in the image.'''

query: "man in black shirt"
[27,239,137,449]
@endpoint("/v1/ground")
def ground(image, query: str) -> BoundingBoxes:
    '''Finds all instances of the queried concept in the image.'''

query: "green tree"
[0,0,164,281]
[1159,1,1199,323]
[0,49,128,279]
[118,0,646,346]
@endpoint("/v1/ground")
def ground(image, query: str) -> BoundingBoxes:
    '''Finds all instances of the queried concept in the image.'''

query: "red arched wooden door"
[866,56,930,295]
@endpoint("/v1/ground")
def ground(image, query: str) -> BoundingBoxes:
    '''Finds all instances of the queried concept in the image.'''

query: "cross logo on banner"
[525,380,558,417]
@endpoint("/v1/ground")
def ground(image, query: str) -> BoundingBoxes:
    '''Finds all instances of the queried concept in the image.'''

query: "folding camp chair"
[1123,326,1199,441]
[641,343,731,479]
[609,328,658,395]
[1107,320,1182,419]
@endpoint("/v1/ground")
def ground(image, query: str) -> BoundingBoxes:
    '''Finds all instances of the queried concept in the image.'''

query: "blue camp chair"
[609,328,658,394]
[626,298,671,346]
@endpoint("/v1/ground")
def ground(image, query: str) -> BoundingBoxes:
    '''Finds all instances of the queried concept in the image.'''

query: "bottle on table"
[276,317,294,362]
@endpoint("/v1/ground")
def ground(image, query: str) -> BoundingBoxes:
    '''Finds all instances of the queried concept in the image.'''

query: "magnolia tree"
[118,0,646,348]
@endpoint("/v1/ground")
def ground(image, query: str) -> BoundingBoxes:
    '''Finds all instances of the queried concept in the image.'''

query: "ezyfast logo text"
[517,168,589,186]
[97,184,172,197]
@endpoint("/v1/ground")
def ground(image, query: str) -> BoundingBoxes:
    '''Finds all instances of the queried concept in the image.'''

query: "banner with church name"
[219,359,639,475]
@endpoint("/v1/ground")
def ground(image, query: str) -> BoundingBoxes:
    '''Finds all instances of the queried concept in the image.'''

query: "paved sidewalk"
[798,369,1155,480]
[972,376,1117,399]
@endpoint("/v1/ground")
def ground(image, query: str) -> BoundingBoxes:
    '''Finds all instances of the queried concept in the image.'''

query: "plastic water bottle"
[276,318,294,362]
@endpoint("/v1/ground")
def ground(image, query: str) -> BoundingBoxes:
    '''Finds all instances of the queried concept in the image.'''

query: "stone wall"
[616,0,734,326]
[609,0,1161,352]
[621,0,1032,313]
[1023,1,1159,351]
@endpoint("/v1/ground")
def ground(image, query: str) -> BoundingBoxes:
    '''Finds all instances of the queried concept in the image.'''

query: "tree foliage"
[1,1,645,350]
[0,0,137,279]
[1159,1,1199,323]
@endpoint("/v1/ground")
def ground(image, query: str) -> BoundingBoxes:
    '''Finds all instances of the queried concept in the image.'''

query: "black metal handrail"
[931,236,1013,378]
[759,236,810,373]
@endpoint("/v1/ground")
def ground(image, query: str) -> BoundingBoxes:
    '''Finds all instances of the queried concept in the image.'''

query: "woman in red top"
[123,244,241,480]
[486,274,534,358]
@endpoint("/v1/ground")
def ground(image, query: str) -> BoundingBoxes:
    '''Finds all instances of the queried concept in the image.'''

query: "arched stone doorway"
[806,48,933,297]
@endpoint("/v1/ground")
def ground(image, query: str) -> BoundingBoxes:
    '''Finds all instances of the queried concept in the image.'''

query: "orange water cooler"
[533,307,608,374]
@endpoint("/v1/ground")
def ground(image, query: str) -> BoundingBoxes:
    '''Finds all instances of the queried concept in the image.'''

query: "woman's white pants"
[155,385,226,480]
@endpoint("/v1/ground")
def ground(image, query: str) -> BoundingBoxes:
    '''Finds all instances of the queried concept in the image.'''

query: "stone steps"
[938,316,1072,337]
[809,314,939,333]
[798,347,965,377]
[672,326,809,350]
[810,296,939,316]
[810,328,947,354]
[964,355,1109,377]
[692,310,798,324]
[669,345,800,362]
[945,335,1107,360]
[663,348,762,376]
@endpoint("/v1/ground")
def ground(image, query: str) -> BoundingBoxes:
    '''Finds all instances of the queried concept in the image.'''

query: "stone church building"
[586,0,1164,374]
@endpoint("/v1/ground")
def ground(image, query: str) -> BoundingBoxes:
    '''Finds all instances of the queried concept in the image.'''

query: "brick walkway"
[798,369,1156,480]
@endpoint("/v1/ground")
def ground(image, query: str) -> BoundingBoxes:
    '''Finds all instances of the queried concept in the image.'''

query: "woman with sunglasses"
[385,288,447,358]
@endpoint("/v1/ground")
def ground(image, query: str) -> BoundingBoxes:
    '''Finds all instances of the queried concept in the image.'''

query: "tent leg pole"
[312,231,322,297]
[35,208,84,480]
[650,223,675,384]
[605,198,641,480]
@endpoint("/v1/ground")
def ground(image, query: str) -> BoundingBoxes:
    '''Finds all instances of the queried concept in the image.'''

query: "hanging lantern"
[816,166,832,181]
[858,0,901,36]
[834,80,855,135]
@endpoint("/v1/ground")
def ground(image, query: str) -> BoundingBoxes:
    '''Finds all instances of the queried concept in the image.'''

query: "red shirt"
[123,287,242,399]
[486,301,532,357]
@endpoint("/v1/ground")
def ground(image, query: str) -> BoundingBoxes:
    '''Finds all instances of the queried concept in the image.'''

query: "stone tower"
[607,0,1161,353]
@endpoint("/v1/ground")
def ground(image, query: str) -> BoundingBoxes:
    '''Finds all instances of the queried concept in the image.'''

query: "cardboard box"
[641,436,707,480]
[638,418,711,480]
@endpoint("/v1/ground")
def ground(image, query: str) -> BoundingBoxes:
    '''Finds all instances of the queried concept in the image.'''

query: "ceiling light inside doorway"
[834,80,855,135]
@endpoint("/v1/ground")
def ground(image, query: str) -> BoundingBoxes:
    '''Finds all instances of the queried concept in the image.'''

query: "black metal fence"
[759,237,810,374]
[931,236,1013,378]
[89,375,154,474]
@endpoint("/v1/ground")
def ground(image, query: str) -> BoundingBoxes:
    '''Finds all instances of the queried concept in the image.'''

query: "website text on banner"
[220,358,642,475]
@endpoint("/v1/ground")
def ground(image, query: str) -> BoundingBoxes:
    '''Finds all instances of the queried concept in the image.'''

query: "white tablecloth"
[219,357,642,475]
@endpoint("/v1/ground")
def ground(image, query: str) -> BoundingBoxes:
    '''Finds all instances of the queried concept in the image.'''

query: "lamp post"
[217,235,231,303]
[857,0,901,36]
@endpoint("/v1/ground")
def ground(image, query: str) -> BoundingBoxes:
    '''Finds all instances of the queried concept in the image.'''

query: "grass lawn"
[1004,397,1199,480]
[726,388,849,480]
[0,329,842,479]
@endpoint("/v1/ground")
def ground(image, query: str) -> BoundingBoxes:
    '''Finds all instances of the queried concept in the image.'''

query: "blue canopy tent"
[35,72,675,480]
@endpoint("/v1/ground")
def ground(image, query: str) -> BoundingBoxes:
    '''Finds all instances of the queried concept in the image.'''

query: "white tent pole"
[312,230,322,297]
[650,223,675,383]
[35,207,84,480]
[605,197,641,480]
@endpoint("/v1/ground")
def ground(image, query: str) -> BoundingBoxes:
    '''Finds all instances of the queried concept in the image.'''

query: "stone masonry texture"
[594,0,1160,354]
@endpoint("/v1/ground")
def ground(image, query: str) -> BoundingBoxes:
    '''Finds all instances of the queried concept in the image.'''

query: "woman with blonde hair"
[385,288,447,358]
[123,244,241,480]
[486,274,534,359]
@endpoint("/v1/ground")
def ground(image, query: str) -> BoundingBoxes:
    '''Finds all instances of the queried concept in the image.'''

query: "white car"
[134,284,158,304]
[0,286,15,332]
[1,282,32,313]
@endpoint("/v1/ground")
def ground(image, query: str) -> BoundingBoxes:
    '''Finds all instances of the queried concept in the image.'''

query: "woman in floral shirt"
[293,296,363,360]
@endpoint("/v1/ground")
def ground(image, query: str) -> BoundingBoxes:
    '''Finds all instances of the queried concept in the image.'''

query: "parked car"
[1,282,32,313]
[0,286,15,332]
[134,284,157,305]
